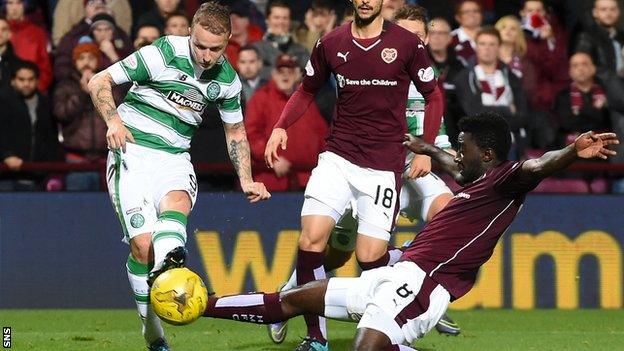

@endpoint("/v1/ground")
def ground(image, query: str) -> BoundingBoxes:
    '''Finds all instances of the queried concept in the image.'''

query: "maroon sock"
[203,292,284,324]
[357,251,390,271]
[296,248,327,343]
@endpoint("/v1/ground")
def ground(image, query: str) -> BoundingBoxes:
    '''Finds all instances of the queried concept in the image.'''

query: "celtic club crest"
[206,82,221,101]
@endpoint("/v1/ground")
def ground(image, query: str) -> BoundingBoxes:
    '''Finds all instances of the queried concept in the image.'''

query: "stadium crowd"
[0,0,623,192]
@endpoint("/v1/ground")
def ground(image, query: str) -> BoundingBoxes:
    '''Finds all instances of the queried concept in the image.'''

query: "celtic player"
[87,3,270,350]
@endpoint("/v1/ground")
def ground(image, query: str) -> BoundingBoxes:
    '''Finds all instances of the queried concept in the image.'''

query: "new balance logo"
[337,51,349,62]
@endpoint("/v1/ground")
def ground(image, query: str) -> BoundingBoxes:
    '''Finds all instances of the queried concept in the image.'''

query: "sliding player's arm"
[265,38,330,168]
[403,134,461,181]
[518,132,618,182]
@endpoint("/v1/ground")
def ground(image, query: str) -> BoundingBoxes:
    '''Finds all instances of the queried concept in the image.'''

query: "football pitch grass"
[1,309,623,350]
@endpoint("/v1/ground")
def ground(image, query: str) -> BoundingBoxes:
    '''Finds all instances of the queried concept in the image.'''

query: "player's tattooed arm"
[87,71,120,124]
[404,134,461,180]
[88,70,134,151]
[224,121,253,184]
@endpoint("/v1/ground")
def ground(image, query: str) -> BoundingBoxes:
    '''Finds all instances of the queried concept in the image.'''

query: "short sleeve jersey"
[108,36,243,153]
[400,161,540,300]
[302,22,437,173]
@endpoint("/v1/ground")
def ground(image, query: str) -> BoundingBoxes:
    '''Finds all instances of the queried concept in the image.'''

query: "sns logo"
[418,67,435,82]
[381,48,398,63]
[454,192,471,200]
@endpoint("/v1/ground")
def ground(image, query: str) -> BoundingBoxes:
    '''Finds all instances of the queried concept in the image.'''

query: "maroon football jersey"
[302,21,437,173]
[400,161,539,300]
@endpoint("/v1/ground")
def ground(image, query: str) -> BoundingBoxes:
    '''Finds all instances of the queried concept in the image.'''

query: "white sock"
[151,211,187,272]
[281,269,298,291]
[126,254,164,345]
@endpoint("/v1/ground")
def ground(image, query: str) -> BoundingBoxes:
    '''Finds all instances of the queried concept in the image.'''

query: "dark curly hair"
[458,112,511,161]
[192,1,231,35]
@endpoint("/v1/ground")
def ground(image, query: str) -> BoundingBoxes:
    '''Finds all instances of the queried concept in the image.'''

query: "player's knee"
[160,191,192,215]
[298,229,329,251]
[355,247,386,267]
[130,233,152,264]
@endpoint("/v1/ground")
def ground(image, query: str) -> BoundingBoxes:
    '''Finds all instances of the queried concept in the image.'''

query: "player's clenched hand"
[575,132,619,159]
[241,181,271,203]
[407,154,431,179]
[264,128,288,168]
[403,134,429,154]
[107,118,135,153]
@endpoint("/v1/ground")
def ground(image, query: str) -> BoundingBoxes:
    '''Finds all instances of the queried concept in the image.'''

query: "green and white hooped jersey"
[406,82,451,149]
[108,35,243,153]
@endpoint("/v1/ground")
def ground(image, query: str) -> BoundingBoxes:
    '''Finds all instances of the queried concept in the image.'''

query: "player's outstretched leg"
[126,251,168,350]
[204,279,330,324]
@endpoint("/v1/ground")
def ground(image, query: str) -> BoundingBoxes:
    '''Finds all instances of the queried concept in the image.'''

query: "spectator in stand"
[133,23,162,50]
[428,17,465,148]
[52,43,108,191]
[87,13,132,70]
[450,0,482,67]
[55,4,130,80]
[0,16,20,94]
[520,0,570,112]
[554,52,613,148]
[253,1,310,79]
[381,0,405,20]
[52,0,132,47]
[164,11,189,36]
[295,0,336,52]
[4,0,51,92]
[575,0,624,78]
[454,27,530,159]
[226,1,263,71]
[496,16,534,83]
[133,0,181,35]
[0,61,61,191]
[237,45,267,108]
[497,14,554,149]
[245,54,327,191]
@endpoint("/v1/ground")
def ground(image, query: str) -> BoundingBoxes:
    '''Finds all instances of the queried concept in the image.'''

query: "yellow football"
[150,268,208,325]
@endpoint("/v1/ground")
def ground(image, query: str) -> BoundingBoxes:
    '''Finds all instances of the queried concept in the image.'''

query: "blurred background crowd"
[0,0,623,193]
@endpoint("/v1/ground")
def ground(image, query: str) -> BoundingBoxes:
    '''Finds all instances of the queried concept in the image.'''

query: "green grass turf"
[1,309,623,350]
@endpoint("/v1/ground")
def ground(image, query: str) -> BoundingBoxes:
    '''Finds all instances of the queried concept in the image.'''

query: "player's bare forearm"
[404,134,460,180]
[520,144,578,182]
[87,71,120,125]
[224,121,253,185]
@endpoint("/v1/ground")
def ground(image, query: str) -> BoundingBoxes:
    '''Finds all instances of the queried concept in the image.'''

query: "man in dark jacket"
[53,43,108,190]
[575,0,624,77]
[0,16,20,94]
[0,61,61,190]
[253,1,310,79]
[454,27,530,159]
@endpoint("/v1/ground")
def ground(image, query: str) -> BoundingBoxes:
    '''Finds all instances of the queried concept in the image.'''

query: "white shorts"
[328,154,452,251]
[106,143,198,243]
[327,261,450,345]
[302,152,400,241]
